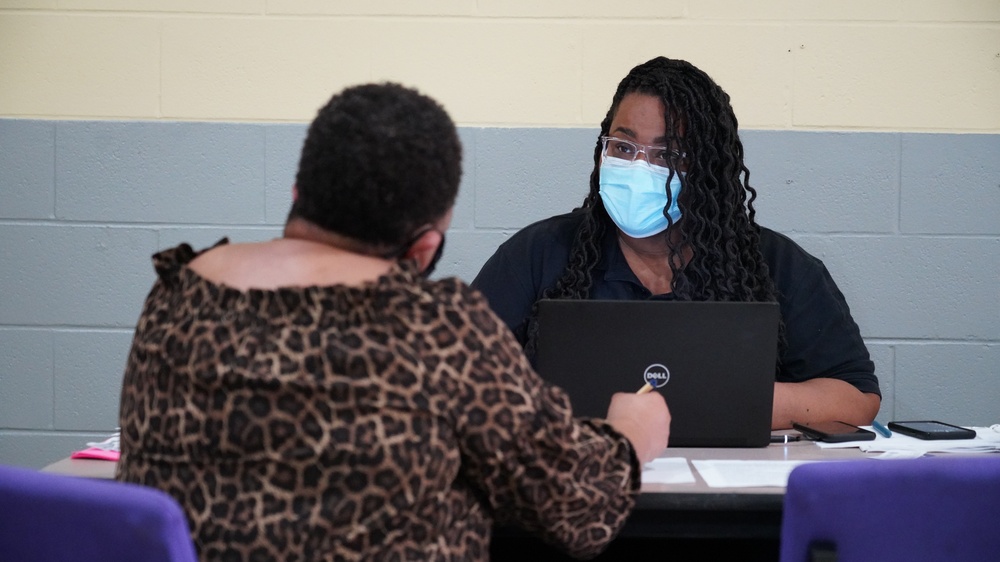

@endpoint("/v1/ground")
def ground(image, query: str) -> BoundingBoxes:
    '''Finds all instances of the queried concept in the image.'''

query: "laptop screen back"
[534,299,779,448]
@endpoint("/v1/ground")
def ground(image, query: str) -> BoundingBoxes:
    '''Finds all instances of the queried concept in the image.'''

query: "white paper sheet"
[691,459,815,488]
[641,457,696,484]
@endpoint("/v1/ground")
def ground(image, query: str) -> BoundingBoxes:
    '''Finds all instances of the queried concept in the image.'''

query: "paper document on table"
[642,458,696,484]
[692,460,815,488]
[815,425,1000,455]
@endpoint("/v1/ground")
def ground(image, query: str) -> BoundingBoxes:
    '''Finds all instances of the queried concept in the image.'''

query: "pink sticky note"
[70,447,121,462]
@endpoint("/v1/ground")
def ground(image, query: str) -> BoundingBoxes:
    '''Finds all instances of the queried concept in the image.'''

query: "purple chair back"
[0,464,197,562]
[780,457,1000,562]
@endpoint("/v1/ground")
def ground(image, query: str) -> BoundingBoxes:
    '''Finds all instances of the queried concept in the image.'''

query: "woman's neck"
[282,218,394,258]
[187,220,396,291]
[616,229,689,296]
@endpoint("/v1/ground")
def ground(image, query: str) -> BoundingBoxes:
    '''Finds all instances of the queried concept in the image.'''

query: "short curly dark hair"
[291,83,461,248]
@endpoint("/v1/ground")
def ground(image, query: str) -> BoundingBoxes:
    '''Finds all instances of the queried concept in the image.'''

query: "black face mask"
[422,234,445,278]
[387,229,446,278]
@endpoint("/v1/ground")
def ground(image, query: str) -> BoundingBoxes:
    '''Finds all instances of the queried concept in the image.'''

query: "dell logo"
[643,363,670,388]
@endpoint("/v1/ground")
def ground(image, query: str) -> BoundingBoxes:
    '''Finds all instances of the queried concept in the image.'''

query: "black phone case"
[888,421,976,440]
[792,422,876,443]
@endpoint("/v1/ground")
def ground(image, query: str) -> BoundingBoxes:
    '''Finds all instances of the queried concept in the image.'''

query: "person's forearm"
[771,378,881,429]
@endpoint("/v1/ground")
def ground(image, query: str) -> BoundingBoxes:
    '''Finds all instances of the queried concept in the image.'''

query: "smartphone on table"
[792,421,876,443]
[887,420,976,440]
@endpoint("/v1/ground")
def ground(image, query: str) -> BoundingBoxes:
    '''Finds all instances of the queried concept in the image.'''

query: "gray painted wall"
[1,119,998,468]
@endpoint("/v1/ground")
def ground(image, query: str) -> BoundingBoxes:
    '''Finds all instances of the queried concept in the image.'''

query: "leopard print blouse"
[116,243,640,561]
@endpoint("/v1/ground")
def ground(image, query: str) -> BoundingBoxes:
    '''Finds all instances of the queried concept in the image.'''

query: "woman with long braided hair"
[472,57,880,429]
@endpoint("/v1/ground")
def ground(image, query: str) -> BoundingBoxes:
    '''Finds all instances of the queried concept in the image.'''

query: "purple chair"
[0,464,197,562]
[780,457,1000,562]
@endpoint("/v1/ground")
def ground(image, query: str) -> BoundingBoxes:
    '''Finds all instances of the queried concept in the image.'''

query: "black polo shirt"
[471,210,880,396]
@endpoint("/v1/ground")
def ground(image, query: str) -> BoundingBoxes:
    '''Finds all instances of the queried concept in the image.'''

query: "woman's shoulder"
[393,276,511,348]
[758,227,825,269]
[494,209,588,259]
[757,227,842,302]
[511,209,587,238]
[152,239,229,283]
[418,275,493,311]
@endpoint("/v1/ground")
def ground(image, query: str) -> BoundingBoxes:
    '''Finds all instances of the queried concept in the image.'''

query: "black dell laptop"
[534,299,780,448]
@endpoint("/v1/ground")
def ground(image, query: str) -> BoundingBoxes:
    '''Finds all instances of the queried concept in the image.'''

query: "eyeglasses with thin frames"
[600,136,687,170]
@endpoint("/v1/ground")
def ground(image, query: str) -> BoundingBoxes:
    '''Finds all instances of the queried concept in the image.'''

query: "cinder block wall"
[1,1,998,468]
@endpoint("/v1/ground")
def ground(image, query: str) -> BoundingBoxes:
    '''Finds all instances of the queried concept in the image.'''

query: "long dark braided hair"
[523,57,782,360]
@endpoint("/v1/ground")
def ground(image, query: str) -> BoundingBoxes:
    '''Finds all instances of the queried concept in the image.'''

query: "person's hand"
[605,391,670,464]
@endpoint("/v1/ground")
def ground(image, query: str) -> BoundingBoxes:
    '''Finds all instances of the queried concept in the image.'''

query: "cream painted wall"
[1,0,998,130]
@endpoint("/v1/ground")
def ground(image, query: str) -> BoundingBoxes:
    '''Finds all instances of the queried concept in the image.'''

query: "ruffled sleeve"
[151,239,229,287]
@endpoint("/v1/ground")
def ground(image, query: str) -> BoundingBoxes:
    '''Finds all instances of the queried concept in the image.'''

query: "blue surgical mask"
[599,157,682,238]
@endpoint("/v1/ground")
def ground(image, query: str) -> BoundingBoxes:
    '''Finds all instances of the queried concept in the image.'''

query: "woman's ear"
[401,228,444,274]
[292,184,299,202]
